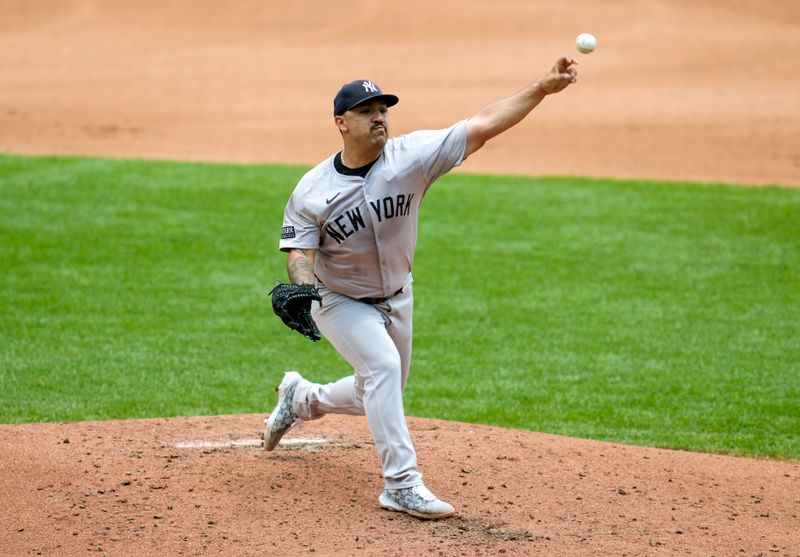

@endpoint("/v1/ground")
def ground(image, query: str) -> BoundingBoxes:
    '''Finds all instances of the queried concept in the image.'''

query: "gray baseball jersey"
[279,120,468,299]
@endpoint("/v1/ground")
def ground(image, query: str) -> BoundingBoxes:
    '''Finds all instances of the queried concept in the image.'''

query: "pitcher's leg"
[359,348,420,488]
[307,289,422,489]
[293,374,365,420]
[383,283,413,392]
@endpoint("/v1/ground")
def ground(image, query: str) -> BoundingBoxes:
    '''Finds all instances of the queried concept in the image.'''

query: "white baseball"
[576,33,597,54]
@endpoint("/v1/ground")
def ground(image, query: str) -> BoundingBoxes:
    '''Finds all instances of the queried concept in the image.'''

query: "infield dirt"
[1,0,799,185]
[1,1,799,556]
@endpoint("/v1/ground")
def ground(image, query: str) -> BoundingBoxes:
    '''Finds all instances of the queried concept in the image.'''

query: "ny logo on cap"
[362,81,378,93]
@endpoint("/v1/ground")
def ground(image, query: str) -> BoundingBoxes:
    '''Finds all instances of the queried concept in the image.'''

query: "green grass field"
[2,153,798,459]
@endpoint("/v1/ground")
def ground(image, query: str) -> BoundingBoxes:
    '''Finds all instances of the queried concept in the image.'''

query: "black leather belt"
[358,288,403,305]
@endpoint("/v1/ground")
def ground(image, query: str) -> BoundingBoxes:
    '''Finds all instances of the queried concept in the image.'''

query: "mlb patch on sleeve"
[281,226,296,239]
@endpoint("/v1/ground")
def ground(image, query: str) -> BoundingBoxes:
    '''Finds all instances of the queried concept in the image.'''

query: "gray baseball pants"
[291,279,422,490]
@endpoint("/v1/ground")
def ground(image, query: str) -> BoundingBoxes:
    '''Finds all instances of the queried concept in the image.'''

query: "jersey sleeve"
[406,120,468,186]
[278,188,320,252]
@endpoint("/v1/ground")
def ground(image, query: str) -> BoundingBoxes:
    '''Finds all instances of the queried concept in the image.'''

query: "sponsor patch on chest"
[281,226,296,239]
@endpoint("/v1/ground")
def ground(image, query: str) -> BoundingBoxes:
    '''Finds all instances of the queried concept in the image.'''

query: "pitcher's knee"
[363,353,402,390]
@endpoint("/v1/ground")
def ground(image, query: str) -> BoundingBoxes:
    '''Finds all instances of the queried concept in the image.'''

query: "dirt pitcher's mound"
[1,414,798,556]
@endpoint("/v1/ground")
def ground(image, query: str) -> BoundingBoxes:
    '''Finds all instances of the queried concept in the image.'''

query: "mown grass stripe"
[1,153,798,459]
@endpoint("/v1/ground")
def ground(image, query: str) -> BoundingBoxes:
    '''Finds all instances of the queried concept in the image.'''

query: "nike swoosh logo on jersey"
[326,192,341,204]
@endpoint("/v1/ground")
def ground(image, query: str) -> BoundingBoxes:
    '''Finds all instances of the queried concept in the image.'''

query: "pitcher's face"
[337,100,390,150]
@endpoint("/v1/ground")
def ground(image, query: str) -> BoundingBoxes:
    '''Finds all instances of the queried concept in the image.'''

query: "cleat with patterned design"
[379,484,455,519]
[263,371,302,451]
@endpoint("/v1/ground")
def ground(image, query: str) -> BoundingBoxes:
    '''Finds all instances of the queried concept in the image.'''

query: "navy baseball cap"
[333,80,399,116]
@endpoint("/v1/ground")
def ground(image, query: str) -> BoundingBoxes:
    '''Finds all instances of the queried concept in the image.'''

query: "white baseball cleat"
[263,371,303,451]
[379,484,455,519]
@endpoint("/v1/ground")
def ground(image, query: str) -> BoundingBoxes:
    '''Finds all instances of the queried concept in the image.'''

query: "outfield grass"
[1,154,798,459]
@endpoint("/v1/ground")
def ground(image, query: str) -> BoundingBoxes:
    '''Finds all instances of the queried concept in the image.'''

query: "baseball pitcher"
[266,56,578,519]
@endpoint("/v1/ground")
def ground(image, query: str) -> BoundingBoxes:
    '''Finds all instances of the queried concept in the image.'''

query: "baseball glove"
[269,282,322,342]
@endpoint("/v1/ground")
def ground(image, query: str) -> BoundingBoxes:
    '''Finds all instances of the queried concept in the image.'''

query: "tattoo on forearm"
[288,250,315,284]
